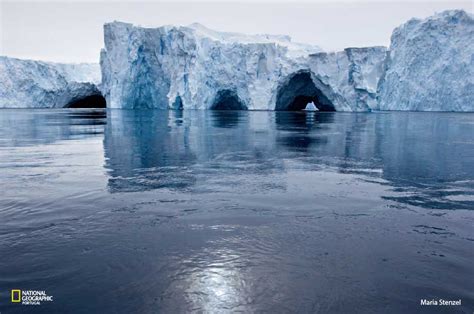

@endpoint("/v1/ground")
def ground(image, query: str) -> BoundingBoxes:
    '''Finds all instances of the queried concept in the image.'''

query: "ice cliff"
[1,9,472,111]
[0,56,101,108]
[100,22,386,111]
[378,10,474,111]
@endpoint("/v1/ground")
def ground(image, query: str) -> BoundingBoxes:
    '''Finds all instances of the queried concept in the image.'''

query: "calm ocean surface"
[0,109,473,313]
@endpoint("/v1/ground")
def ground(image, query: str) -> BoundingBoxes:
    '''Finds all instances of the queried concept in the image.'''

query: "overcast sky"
[0,0,472,63]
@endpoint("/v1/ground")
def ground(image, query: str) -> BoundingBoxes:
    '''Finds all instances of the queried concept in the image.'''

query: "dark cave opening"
[210,90,247,110]
[275,71,335,111]
[173,96,184,110]
[65,95,107,108]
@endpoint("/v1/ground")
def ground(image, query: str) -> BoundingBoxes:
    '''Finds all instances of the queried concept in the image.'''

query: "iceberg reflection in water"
[0,109,473,313]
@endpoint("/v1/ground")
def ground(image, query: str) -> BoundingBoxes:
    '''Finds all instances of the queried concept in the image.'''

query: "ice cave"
[172,96,184,110]
[210,90,248,110]
[65,95,107,108]
[275,71,335,111]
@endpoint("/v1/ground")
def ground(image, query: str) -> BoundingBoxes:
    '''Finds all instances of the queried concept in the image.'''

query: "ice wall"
[100,22,385,111]
[0,56,101,108]
[1,10,471,111]
[377,10,474,111]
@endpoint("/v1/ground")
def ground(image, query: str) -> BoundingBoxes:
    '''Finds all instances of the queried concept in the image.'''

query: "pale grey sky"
[0,0,472,63]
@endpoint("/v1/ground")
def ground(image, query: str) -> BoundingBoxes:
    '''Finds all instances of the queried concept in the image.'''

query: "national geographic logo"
[11,289,21,303]
[11,289,54,305]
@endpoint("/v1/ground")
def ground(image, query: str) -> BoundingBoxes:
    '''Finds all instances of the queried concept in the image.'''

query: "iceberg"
[0,56,102,108]
[0,10,472,112]
[304,102,318,111]
[377,10,474,111]
[100,22,386,111]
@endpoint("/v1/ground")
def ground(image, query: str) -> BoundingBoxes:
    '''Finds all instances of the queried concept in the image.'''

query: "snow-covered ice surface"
[100,22,386,111]
[378,10,474,111]
[0,57,101,108]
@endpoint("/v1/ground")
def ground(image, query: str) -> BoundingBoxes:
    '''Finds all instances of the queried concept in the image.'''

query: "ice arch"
[65,94,106,108]
[210,90,247,110]
[275,71,335,111]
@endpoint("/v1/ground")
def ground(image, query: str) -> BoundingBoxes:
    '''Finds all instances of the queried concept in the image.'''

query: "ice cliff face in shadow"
[0,57,101,108]
[100,22,386,111]
[378,10,474,111]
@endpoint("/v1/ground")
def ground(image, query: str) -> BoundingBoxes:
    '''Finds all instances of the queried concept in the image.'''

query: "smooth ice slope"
[378,10,474,111]
[0,56,101,108]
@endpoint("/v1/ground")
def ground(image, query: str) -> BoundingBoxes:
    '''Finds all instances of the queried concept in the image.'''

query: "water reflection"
[0,109,473,210]
[1,109,473,313]
[181,247,250,312]
[274,111,335,130]
[104,110,197,192]
[274,112,334,150]
[210,110,247,128]
[0,109,106,146]
[102,110,474,210]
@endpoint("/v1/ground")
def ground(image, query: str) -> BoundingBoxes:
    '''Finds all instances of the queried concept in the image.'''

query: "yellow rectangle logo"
[11,289,21,303]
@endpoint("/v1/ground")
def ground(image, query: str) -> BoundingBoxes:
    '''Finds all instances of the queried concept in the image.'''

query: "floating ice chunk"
[304,101,318,111]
